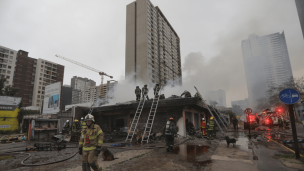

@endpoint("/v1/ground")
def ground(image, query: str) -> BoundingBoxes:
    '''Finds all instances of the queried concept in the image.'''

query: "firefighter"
[72,119,79,132]
[163,117,177,152]
[79,114,104,171]
[201,118,207,137]
[135,86,141,102]
[278,117,283,129]
[142,84,149,100]
[232,117,238,130]
[153,83,160,97]
[207,117,215,140]
[181,90,191,98]
[81,117,86,129]
[187,121,195,135]
[194,92,202,100]
[159,94,165,99]
[63,120,70,134]
[284,119,290,129]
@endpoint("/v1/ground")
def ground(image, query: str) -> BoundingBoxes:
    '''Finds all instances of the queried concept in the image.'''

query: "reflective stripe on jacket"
[208,120,214,130]
[79,123,104,151]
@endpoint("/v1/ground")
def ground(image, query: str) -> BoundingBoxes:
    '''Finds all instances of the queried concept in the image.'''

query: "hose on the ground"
[20,151,79,166]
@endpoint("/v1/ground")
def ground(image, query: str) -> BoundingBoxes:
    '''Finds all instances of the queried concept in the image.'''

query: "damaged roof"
[89,97,211,113]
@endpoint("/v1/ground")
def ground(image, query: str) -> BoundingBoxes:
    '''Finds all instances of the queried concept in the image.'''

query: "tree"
[0,77,19,96]
[265,77,304,109]
[232,104,243,116]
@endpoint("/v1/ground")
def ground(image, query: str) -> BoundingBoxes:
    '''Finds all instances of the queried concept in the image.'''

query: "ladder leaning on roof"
[212,106,230,127]
[209,105,228,130]
[194,86,225,134]
[141,87,162,144]
[125,96,147,142]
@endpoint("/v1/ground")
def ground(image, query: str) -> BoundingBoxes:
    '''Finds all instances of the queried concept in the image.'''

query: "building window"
[2,70,5,73]
[37,100,40,103]
[42,61,44,63]
[7,71,10,74]
[37,95,40,98]
[41,69,43,72]
[39,86,41,89]
[38,91,40,93]
[41,65,43,67]
[6,76,10,79]
[42,91,44,94]
[9,56,13,59]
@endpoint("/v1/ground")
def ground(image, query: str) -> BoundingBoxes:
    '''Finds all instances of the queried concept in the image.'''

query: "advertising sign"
[43,82,61,114]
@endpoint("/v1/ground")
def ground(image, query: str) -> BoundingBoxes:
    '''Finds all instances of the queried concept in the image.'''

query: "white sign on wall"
[43,82,61,114]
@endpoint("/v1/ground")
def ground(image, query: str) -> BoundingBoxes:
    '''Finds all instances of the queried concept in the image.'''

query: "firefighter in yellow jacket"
[79,114,103,171]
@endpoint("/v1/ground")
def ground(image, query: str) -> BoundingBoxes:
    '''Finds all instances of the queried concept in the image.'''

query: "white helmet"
[84,114,95,122]
[66,120,69,122]
[81,117,84,120]
[201,118,205,121]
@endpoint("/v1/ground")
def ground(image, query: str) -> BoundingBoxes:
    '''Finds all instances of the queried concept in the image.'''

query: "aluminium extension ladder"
[141,88,162,144]
[194,86,225,134]
[125,96,147,142]
[212,106,230,127]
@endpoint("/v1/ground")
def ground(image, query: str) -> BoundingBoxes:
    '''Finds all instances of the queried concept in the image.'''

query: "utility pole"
[289,104,300,159]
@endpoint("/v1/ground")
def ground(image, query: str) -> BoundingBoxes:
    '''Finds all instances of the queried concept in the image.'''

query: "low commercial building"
[74,97,216,137]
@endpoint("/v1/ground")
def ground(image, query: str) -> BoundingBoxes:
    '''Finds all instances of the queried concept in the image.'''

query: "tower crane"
[55,55,113,99]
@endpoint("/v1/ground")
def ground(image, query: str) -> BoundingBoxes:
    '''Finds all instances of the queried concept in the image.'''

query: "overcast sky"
[0,0,303,107]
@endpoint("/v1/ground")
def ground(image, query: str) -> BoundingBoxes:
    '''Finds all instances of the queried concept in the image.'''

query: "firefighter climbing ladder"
[125,96,147,142]
[194,86,225,134]
[141,87,162,144]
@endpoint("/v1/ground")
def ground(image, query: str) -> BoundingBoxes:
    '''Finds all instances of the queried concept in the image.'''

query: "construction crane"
[55,55,113,99]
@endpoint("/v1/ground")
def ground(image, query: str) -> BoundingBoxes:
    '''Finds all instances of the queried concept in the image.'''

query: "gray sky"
[0,0,303,107]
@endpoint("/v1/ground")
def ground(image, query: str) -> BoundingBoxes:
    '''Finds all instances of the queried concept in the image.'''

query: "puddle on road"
[172,144,212,168]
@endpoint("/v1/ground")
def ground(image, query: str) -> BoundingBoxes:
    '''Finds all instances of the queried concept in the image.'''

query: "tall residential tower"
[125,0,182,86]
[241,32,293,109]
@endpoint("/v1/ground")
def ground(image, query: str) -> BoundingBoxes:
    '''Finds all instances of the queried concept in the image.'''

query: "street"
[1,122,303,171]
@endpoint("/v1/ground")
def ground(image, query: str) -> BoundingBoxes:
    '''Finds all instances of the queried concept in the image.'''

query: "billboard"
[43,82,61,114]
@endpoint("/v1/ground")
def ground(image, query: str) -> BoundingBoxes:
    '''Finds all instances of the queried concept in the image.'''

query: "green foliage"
[256,77,304,111]
[0,77,19,96]
[226,110,236,120]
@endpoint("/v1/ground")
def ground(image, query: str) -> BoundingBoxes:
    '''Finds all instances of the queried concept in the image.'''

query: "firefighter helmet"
[201,118,205,121]
[144,84,147,87]
[66,120,69,123]
[84,114,95,122]
[74,119,79,122]
[169,117,174,121]
[210,117,214,120]
[81,117,84,120]
[136,86,139,88]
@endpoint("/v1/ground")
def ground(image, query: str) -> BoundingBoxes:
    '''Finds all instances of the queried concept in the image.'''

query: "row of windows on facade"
[147,19,177,41]
[147,33,179,51]
[0,53,14,59]
[147,25,178,44]
[147,14,177,39]
[0,47,14,55]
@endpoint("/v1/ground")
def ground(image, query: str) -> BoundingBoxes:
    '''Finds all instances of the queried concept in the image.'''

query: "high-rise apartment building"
[10,49,64,107]
[295,0,304,39]
[71,76,96,104]
[206,89,227,107]
[125,0,182,86]
[241,32,293,109]
[0,46,18,86]
[84,81,118,103]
